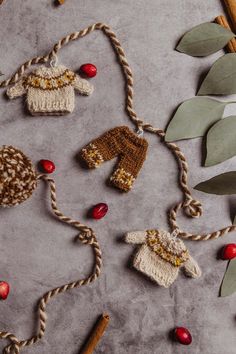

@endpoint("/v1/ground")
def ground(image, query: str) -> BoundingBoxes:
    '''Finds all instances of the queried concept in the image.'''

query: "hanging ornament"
[6,65,94,116]
[80,126,148,192]
[124,229,201,287]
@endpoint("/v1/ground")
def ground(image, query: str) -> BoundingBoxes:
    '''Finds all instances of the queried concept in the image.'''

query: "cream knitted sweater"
[6,65,93,115]
[125,229,201,287]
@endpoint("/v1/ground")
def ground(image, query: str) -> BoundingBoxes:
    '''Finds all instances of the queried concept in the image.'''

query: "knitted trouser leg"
[80,126,121,168]
[110,133,148,191]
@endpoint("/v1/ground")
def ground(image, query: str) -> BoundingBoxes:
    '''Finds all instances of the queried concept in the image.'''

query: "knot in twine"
[79,227,96,245]
[3,344,20,354]
[183,197,202,219]
[0,332,20,354]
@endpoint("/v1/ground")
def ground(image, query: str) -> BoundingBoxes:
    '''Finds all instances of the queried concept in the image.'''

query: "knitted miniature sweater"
[125,229,201,287]
[6,65,93,115]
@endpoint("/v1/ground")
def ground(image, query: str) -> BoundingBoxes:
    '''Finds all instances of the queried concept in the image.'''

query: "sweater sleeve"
[73,75,94,95]
[6,79,27,99]
[124,231,147,244]
[183,255,202,279]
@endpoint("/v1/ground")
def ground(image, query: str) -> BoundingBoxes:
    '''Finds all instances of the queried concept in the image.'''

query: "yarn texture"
[125,230,201,287]
[80,126,148,192]
[6,65,93,116]
[0,146,37,207]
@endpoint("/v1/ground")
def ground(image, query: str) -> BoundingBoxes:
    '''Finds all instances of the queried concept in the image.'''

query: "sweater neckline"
[34,65,68,78]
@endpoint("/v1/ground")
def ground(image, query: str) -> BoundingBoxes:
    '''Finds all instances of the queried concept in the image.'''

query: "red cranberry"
[92,203,108,219]
[222,244,236,260]
[80,63,97,78]
[175,327,192,345]
[0,281,10,300]
[40,159,55,174]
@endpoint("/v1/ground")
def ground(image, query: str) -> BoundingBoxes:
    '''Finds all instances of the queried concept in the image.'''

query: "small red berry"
[0,281,10,300]
[80,63,97,78]
[40,159,55,174]
[92,203,108,220]
[222,244,236,260]
[175,327,192,345]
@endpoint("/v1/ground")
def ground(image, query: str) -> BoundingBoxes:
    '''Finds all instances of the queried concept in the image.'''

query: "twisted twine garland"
[0,21,234,354]
[0,23,203,221]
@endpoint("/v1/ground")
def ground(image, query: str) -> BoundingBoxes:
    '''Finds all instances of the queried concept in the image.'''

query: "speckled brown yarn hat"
[0,146,37,207]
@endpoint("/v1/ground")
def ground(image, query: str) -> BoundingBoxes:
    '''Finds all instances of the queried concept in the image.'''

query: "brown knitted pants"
[80,126,148,192]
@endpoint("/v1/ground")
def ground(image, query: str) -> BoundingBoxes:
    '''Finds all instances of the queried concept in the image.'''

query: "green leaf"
[205,116,236,166]
[195,171,236,195]
[198,54,236,95]
[176,22,235,57]
[165,97,226,142]
[220,259,236,297]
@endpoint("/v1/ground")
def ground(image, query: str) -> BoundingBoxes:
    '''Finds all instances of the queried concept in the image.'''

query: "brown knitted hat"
[0,145,37,207]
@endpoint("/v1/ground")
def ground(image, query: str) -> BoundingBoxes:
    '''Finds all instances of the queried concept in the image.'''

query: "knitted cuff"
[80,143,104,168]
[110,167,135,192]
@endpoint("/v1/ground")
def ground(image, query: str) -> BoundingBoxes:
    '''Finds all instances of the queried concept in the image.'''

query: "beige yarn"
[7,65,93,115]
[125,230,201,287]
[0,146,102,354]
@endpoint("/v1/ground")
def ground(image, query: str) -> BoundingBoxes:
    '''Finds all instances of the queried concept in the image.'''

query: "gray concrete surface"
[0,0,236,353]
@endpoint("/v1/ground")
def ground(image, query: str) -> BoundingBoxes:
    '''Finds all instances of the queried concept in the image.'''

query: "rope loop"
[79,228,95,245]
[183,198,202,219]
[3,343,20,354]
[0,332,20,354]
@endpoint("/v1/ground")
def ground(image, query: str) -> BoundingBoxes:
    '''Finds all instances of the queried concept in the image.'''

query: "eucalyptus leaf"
[220,258,236,297]
[176,23,235,57]
[195,171,236,195]
[165,97,226,142]
[205,116,236,166]
[198,54,236,95]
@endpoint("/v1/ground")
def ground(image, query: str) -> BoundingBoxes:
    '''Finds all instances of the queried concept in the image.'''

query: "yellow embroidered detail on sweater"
[146,230,189,267]
[25,69,76,90]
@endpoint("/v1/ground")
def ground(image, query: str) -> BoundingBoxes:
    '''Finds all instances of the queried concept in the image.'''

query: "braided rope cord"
[0,174,102,354]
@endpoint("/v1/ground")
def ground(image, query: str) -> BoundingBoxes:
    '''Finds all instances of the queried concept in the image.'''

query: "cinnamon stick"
[215,15,236,52]
[223,0,236,30]
[81,313,110,354]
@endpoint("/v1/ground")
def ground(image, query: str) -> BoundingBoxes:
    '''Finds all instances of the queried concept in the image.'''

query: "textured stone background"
[0,0,236,353]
